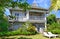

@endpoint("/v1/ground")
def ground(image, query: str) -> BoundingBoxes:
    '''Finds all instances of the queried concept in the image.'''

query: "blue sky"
[5,0,60,18]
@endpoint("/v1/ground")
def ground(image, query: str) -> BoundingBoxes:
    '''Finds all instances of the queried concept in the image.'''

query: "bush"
[0,21,37,36]
[0,30,21,36]
[47,22,60,34]
[50,29,60,34]
[27,26,37,35]
[21,31,30,35]
[0,28,37,36]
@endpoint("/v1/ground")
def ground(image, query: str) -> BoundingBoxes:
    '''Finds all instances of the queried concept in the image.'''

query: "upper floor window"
[15,12,26,17]
[15,13,19,17]
[25,12,26,16]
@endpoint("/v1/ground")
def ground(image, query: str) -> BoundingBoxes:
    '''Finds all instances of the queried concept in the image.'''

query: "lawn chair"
[43,32,56,39]
[48,32,58,37]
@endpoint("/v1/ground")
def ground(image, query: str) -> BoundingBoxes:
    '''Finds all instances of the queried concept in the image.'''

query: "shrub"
[21,31,31,35]
[0,30,21,36]
[0,28,37,36]
[50,29,60,34]
[0,21,37,36]
[27,26,37,34]
[47,22,60,34]
[27,26,36,32]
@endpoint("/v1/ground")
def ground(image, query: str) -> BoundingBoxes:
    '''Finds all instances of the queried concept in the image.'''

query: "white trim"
[26,10,29,20]
[29,10,48,13]
[45,12,47,31]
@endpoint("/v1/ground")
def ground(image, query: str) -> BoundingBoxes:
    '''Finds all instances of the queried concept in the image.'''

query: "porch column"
[45,12,47,31]
[26,10,29,20]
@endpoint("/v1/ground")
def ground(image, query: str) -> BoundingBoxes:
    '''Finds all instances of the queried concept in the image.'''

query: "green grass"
[0,34,60,39]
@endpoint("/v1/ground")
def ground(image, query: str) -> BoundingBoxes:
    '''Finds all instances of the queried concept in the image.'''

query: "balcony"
[29,16,45,23]
[29,16,45,20]
[9,16,45,23]
[15,16,27,22]
[8,16,27,22]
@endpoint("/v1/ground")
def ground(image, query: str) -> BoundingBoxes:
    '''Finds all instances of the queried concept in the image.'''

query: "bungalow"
[8,0,49,32]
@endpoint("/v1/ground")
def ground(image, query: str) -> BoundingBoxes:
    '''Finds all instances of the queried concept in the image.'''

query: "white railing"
[15,16,26,21]
[9,16,45,21]
[29,16,45,20]
[8,16,26,21]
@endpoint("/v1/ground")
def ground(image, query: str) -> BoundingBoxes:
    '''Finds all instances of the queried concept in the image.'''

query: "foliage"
[51,29,60,34]
[0,0,30,31]
[0,31,21,36]
[47,14,60,34]
[0,8,9,31]
[47,14,56,24]
[0,21,37,36]
[27,26,37,34]
[9,0,31,11]
[47,22,60,34]
[50,0,60,11]
[0,28,37,36]
[20,21,32,32]
[8,15,16,19]
[0,0,11,31]
[20,21,37,35]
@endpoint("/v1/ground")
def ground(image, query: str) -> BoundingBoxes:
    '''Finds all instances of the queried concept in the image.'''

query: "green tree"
[47,14,56,24]
[0,9,9,31]
[47,14,60,34]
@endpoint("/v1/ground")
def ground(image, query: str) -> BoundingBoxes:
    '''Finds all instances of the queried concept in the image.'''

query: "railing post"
[26,10,29,20]
[45,12,47,31]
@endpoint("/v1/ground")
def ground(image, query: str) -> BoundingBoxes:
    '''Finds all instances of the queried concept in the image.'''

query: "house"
[8,0,49,32]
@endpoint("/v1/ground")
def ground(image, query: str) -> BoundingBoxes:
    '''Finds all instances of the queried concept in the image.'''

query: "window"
[15,13,19,20]
[15,13,19,17]
[25,12,26,16]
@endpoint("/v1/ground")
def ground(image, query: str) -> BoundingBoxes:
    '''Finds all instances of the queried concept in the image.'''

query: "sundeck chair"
[43,32,56,39]
[48,32,58,37]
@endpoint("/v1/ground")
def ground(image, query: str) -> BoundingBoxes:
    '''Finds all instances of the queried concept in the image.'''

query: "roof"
[9,0,49,13]
[31,0,38,7]
[31,0,49,10]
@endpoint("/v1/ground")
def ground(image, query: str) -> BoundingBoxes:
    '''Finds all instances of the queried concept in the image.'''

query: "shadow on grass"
[0,36,15,39]
[1,37,32,39]
[1,38,15,39]
[18,37,32,39]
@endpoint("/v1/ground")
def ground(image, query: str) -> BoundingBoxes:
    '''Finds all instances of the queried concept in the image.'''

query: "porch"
[9,11,46,23]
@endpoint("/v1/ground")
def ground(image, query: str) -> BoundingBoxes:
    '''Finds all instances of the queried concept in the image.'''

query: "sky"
[5,0,60,18]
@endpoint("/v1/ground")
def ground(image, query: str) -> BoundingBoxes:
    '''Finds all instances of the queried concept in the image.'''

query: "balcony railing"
[9,16,45,21]
[29,16,45,20]
[8,16,26,21]
[15,16,27,21]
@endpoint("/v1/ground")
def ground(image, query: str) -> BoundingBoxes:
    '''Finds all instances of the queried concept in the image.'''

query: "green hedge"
[50,29,60,34]
[0,22,37,36]
[0,30,37,36]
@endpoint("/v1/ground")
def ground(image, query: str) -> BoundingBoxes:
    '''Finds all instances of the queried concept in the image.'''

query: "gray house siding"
[9,22,45,33]
[9,22,23,30]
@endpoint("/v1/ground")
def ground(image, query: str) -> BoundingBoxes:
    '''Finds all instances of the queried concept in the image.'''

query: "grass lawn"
[0,34,60,39]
